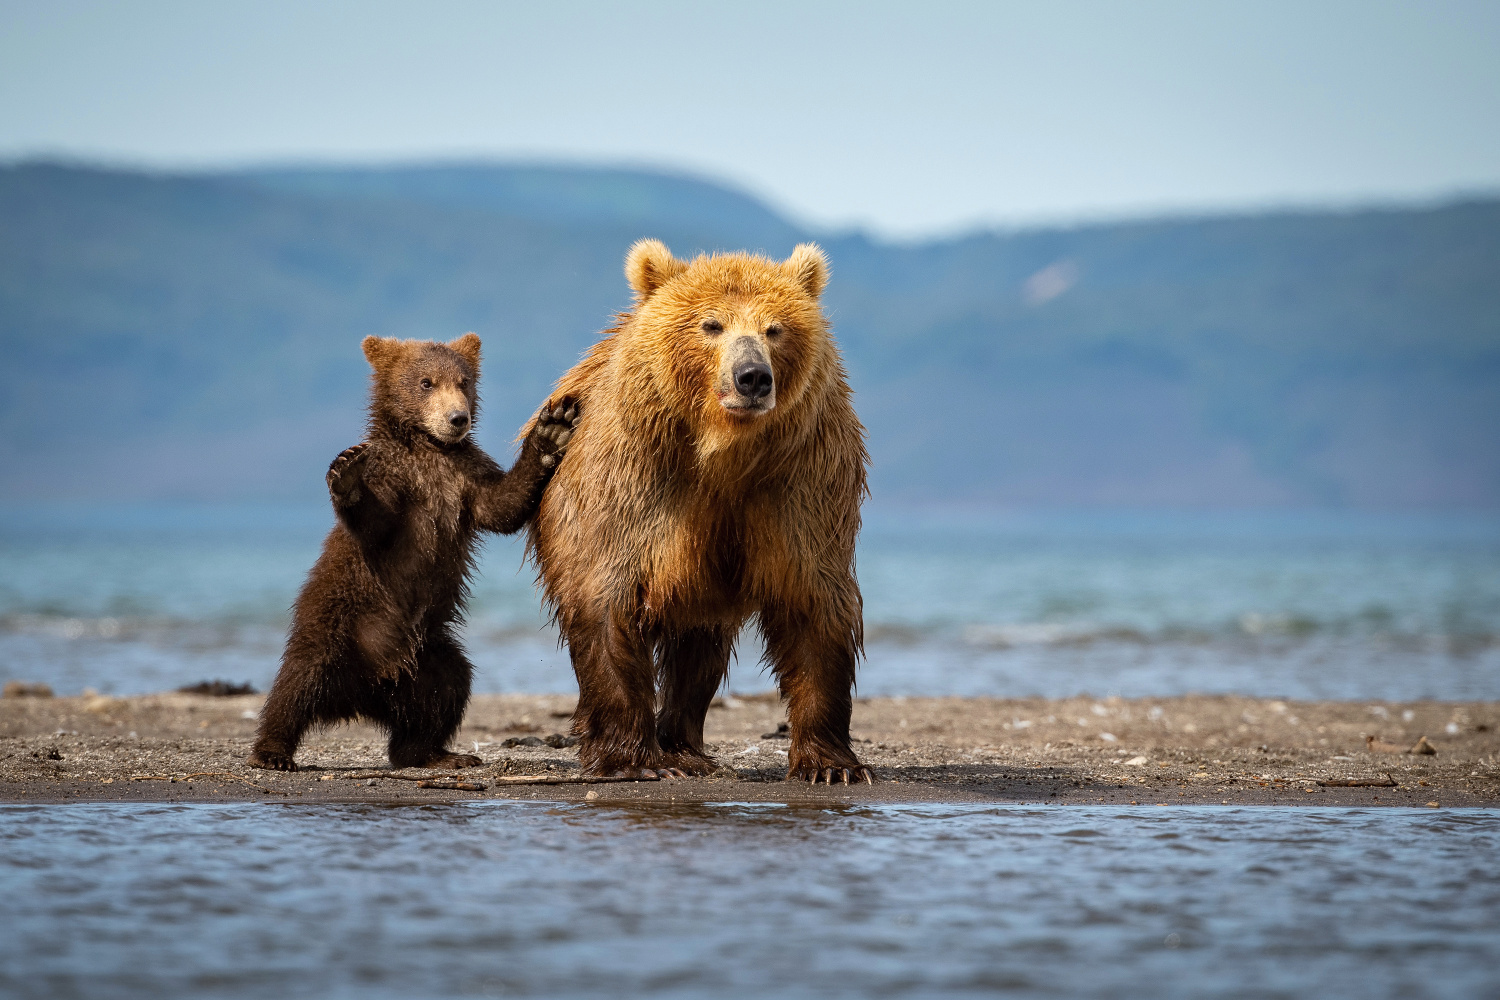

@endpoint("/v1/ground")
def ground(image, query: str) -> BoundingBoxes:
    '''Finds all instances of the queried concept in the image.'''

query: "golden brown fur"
[526,240,871,783]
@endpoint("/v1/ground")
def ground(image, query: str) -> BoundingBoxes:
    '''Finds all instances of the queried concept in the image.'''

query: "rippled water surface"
[0,803,1496,999]
[2,505,1497,700]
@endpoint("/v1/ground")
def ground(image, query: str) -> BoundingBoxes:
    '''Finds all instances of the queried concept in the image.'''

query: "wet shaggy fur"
[526,240,872,783]
[249,333,577,772]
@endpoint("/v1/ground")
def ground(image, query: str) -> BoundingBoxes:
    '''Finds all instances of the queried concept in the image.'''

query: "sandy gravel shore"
[2,691,1496,807]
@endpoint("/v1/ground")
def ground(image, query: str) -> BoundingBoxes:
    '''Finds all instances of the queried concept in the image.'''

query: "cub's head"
[623,239,832,433]
[362,333,481,445]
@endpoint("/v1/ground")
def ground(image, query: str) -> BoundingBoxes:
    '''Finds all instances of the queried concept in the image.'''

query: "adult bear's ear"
[625,238,686,301]
[448,332,481,371]
[784,243,829,299]
[361,335,405,372]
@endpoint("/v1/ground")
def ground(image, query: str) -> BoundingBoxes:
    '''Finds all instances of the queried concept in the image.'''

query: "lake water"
[2,505,1498,701]
[1,801,1496,999]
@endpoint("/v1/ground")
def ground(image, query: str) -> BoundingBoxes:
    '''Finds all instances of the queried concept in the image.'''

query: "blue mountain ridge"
[1,161,1496,508]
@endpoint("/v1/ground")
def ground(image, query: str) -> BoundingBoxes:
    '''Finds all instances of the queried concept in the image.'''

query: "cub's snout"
[421,384,472,443]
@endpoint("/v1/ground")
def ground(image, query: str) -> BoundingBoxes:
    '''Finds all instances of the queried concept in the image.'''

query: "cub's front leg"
[473,398,583,534]
[327,443,370,505]
[326,442,400,541]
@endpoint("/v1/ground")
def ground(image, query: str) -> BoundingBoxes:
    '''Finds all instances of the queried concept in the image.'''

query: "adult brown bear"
[527,240,871,784]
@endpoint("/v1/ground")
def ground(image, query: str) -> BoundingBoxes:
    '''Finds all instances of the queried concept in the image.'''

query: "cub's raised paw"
[326,442,371,500]
[533,398,582,468]
[248,749,299,772]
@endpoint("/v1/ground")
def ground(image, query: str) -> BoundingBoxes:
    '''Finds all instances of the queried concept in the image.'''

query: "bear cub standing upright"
[249,333,578,772]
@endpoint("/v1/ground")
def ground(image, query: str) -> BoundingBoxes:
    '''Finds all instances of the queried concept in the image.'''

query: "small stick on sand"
[329,771,661,785]
[332,771,464,781]
[1317,775,1397,787]
[416,779,488,790]
[488,774,662,785]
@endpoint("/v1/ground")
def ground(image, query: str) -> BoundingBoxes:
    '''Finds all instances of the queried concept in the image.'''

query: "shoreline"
[2,692,1496,807]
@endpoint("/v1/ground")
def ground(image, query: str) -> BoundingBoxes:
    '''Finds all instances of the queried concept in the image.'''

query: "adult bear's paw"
[580,746,691,780]
[786,746,874,785]
[533,397,582,469]
[660,749,719,777]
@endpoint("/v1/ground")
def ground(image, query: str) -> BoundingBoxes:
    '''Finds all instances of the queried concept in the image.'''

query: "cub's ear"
[625,238,686,300]
[784,243,829,299]
[361,335,406,372]
[448,332,481,371]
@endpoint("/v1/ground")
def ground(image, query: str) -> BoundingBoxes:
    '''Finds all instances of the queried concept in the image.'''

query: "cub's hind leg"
[250,638,357,771]
[385,635,481,769]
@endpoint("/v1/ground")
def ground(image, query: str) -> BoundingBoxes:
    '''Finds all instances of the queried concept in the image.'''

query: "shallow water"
[1,505,1498,700]
[0,802,1496,999]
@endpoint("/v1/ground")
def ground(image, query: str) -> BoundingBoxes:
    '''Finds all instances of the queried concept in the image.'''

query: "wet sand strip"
[2,692,1495,806]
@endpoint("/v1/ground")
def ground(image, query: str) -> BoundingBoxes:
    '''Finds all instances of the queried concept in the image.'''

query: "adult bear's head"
[621,239,833,437]
[361,333,482,445]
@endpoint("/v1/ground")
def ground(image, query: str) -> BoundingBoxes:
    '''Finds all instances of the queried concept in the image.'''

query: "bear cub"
[249,333,578,772]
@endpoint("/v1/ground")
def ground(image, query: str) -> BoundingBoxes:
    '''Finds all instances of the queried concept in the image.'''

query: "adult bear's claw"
[787,762,874,785]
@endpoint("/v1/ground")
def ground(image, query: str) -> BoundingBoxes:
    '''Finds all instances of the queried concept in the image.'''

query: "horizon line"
[5,151,1498,245]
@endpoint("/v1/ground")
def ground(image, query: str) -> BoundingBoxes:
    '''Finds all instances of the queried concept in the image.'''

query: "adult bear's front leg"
[567,612,689,778]
[761,604,874,785]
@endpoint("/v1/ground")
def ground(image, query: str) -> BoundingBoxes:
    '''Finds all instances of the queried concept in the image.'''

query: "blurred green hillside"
[2,161,1496,508]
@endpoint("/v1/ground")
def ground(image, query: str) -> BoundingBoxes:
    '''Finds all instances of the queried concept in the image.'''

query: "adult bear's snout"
[733,361,774,400]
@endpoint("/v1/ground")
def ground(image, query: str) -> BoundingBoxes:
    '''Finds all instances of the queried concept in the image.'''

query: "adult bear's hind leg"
[655,626,732,775]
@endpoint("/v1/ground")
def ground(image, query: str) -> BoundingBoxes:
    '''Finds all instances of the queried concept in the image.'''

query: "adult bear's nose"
[447,410,470,430]
[734,361,773,400]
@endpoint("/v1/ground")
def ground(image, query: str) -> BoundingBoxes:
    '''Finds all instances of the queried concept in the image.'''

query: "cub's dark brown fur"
[249,333,578,772]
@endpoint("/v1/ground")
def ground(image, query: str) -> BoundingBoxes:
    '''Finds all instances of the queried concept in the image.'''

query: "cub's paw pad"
[533,398,582,457]
[326,442,371,496]
[248,751,299,772]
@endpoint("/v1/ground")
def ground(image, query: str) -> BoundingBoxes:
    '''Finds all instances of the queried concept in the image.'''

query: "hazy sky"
[2,0,1497,237]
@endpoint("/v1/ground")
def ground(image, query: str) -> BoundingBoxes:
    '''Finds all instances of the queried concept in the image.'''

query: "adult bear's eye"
[701,319,723,334]
[765,324,783,338]
[420,378,433,390]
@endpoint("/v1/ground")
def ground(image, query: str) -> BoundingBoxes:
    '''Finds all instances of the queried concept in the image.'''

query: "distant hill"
[1,161,1496,508]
